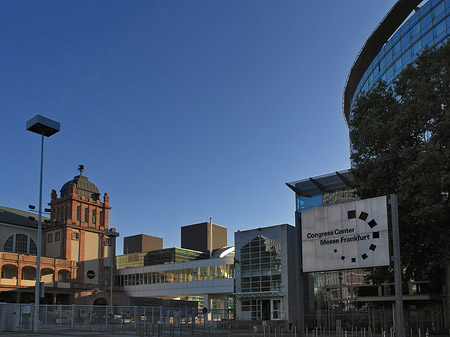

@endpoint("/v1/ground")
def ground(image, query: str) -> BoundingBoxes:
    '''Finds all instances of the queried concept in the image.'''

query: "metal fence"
[0,303,233,333]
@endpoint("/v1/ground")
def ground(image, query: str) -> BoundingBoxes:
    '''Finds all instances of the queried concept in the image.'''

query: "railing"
[2,304,233,333]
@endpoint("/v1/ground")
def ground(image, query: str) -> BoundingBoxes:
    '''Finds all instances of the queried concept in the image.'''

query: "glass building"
[116,247,208,270]
[343,0,450,123]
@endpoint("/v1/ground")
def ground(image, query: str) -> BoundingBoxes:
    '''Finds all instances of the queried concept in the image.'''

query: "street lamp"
[26,115,60,333]
[105,231,119,308]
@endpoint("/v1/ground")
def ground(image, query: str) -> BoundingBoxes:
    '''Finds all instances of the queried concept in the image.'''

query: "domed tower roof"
[60,165,101,201]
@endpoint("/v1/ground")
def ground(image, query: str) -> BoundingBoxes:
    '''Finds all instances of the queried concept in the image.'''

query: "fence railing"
[0,303,233,332]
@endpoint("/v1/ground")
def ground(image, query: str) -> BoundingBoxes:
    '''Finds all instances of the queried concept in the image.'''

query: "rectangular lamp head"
[26,115,60,137]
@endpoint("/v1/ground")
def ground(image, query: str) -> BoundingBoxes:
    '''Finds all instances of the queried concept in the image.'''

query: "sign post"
[390,194,404,337]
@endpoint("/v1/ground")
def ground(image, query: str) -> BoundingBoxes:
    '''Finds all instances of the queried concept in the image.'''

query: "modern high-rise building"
[181,222,227,254]
[343,0,450,124]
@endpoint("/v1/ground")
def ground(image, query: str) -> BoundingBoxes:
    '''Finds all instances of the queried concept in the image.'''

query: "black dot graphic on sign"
[362,253,368,260]
[351,258,356,263]
[369,244,377,251]
[373,232,380,239]
[348,210,356,219]
[341,256,345,260]
[359,212,368,221]
[368,219,378,228]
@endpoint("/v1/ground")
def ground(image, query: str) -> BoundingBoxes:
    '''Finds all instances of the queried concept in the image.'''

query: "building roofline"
[343,0,422,124]
[286,169,354,197]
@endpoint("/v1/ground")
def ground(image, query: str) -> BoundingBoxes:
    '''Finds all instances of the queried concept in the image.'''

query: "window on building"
[100,211,104,225]
[297,194,322,211]
[4,236,13,252]
[105,238,111,246]
[433,2,445,19]
[55,232,60,241]
[240,235,282,293]
[105,267,110,275]
[48,233,53,243]
[84,208,88,222]
[15,234,28,254]
[73,232,79,240]
[92,210,96,224]
[77,206,81,220]
[30,239,37,255]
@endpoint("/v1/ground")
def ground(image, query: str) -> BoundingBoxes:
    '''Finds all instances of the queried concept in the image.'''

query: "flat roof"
[286,169,354,196]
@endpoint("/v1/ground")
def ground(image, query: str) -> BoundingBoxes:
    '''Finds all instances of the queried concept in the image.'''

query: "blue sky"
[1,0,396,254]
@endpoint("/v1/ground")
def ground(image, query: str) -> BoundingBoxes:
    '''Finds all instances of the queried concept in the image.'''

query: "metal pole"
[295,211,305,337]
[209,218,213,259]
[390,195,404,337]
[33,131,44,333]
[111,243,113,308]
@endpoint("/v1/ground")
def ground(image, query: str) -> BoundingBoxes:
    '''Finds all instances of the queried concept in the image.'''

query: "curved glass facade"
[350,0,450,119]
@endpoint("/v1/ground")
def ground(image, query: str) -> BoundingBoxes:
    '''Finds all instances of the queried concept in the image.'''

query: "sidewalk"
[0,329,261,337]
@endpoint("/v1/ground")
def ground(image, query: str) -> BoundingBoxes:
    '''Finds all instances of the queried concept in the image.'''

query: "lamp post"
[105,231,119,309]
[26,115,60,333]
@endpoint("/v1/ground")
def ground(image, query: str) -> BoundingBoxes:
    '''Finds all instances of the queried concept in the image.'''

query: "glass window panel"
[412,40,422,55]
[379,56,386,72]
[401,33,410,49]
[386,66,394,81]
[434,2,445,18]
[422,30,434,48]
[411,23,421,41]
[4,236,13,252]
[30,239,37,255]
[299,194,322,210]
[393,42,401,56]
[434,20,446,38]
[402,48,412,64]
[15,234,28,254]
[385,48,393,65]
[421,12,432,31]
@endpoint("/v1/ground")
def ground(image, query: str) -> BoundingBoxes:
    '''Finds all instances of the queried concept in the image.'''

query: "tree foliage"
[350,42,450,289]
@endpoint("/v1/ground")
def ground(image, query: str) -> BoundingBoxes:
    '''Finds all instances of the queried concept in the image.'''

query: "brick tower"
[44,165,118,304]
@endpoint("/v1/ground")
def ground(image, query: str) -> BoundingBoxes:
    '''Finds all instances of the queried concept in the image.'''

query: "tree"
[350,41,450,291]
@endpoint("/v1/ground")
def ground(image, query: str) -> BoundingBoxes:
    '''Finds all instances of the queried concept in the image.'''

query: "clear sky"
[1,0,397,254]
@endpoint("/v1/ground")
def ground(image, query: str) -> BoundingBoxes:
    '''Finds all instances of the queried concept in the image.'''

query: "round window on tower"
[86,270,96,279]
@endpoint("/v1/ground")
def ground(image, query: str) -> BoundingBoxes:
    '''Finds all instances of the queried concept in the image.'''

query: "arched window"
[3,234,37,255]
[4,236,13,252]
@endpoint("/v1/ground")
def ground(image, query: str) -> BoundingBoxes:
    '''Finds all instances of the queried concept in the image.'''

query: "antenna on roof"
[78,165,85,176]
